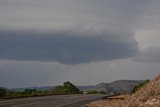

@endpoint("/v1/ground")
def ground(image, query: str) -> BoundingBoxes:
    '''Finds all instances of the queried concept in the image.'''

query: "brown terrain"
[83,74,160,107]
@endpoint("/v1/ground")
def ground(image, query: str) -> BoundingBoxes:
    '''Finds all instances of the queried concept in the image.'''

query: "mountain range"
[8,80,143,94]
[85,80,143,94]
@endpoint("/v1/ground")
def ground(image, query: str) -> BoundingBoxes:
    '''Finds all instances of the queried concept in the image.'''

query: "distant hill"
[11,86,93,92]
[86,80,144,94]
[9,80,143,94]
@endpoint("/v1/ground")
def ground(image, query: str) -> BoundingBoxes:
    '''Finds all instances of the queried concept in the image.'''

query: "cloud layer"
[0,0,148,32]
[0,31,138,64]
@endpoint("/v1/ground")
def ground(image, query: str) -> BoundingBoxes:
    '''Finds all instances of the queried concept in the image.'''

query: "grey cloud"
[0,0,149,32]
[133,47,160,63]
[0,31,139,64]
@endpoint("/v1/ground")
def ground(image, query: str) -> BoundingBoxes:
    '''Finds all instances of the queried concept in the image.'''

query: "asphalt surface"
[0,94,105,107]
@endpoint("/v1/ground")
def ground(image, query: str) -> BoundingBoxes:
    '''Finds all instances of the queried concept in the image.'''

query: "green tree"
[63,81,80,93]
[23,89,37,95]
[52,86,64,93]
[0,88,7,97]
[50,81,80,94]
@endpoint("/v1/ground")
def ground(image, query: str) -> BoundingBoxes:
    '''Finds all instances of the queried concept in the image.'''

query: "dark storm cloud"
[0,31,138,64]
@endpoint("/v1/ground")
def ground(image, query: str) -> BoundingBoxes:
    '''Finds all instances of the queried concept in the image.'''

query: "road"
[0,94,105,107]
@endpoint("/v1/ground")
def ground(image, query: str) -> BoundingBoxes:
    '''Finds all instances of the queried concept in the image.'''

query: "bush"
[23,89,37,95]
[131,80,149,94]
[50,81,80,94]
[7,91,23,97]
[0,88,7,97]
[85,90,106,94]
[87,90,98,94]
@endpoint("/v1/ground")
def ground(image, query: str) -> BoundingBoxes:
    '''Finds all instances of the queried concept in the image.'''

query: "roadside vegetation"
[131,80,150,94]
[50,81,80,94]
[84,90,106,94]
[0,88,50,98]
[1,81,79,98]
[0,88,7,97]
[0,81,107,101]
[0,81,105,99]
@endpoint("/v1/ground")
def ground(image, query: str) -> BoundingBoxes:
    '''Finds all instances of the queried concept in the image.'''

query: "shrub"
[0,88,7,97]
[50,81,80,94]
[23,89,37,95]
[131,80,149,94]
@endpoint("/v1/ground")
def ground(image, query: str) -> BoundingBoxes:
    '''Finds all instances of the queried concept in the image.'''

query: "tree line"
[0,81,106,98]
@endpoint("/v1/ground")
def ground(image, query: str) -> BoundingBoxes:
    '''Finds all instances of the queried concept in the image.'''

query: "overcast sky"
[0,0,160,88]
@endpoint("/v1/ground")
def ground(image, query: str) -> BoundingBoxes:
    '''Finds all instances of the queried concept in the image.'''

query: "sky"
[0,0,160,88]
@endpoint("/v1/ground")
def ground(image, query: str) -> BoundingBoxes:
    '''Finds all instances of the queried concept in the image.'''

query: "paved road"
[0,94,105,107]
